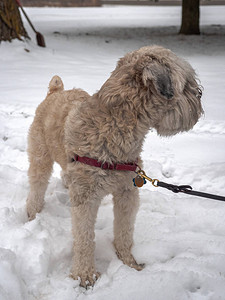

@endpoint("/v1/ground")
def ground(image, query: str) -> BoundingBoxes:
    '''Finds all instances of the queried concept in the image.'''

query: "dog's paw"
[70,271,100,288]
[26,196,43,221]
[26,203,40,221]
[115,249,145,271]
[26,207,37,221]
[129,262,145,271]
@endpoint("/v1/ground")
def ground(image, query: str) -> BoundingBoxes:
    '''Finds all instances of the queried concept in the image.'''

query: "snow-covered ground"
[0,5,225,300]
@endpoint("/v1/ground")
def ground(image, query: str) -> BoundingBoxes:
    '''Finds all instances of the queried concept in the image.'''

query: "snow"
[0,4,225,300]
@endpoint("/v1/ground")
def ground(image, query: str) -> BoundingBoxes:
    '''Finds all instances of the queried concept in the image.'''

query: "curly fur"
[26,45,203,287]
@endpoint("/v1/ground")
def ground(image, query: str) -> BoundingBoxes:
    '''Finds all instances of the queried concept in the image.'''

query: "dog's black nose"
[160,90,174,100]
[166,91,174,99]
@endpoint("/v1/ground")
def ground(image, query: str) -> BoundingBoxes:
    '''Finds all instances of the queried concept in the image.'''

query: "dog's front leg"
[70,188,101,287]
[113,187,144,271]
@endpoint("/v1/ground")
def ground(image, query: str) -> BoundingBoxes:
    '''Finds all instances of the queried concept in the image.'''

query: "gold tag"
[134,175,145,187]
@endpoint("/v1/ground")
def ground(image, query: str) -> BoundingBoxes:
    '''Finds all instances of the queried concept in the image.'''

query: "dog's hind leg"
[26,123,53,220]
[113,187,144,271]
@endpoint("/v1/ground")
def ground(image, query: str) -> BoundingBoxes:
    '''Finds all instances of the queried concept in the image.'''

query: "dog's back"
[28,75,90,170]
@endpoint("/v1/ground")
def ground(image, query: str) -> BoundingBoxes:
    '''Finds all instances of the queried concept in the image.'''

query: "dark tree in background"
[0,0,29,42]
[180,0,200,35]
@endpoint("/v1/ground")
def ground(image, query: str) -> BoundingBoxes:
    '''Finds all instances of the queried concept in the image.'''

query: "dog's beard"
[155,93,203,137]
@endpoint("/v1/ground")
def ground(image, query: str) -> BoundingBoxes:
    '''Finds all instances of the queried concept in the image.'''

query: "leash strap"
[157,181,225,202]
[135,169,225,202]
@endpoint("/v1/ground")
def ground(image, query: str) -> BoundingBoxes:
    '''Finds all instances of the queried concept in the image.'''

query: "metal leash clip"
[133,169,159,188]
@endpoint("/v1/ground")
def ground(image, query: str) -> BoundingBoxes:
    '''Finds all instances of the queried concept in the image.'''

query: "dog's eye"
[196,88,202,98]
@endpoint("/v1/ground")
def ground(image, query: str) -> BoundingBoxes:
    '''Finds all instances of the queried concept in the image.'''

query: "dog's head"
[98,45,203,137]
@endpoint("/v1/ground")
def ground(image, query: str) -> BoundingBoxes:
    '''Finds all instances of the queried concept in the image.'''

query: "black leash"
[157,181,225,202]
[133,169,225,202]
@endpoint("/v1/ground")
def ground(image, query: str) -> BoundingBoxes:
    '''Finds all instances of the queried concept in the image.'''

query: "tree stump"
[179,0,200,35]
[0,0,29,42]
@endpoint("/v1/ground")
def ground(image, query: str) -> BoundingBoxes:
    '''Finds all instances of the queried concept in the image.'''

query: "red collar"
[73,154,138,172]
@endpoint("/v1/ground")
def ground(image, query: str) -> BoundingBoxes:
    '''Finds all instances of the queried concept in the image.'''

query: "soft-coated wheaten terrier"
[26,45,203,287]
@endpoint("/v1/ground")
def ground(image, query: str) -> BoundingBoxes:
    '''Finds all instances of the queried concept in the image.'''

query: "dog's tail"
[48,75,64,93]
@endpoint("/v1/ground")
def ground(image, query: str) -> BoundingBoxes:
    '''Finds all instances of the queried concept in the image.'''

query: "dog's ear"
[142,62,174,100]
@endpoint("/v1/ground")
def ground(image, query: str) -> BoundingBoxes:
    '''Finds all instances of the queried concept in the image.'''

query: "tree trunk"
[0,0,29,42]
[179,0,200,35]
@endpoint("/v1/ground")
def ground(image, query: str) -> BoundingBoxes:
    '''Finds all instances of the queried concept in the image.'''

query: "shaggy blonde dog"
[27,45,203,287]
